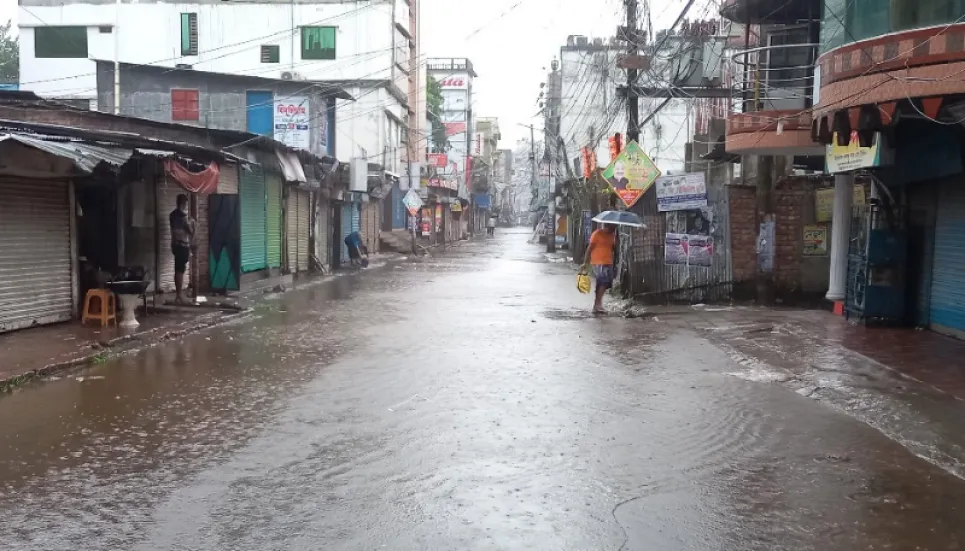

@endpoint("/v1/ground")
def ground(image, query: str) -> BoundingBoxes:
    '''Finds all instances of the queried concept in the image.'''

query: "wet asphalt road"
[3,229,965,550]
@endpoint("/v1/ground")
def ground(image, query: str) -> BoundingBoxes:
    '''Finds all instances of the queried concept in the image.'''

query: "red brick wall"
[728,184,757,283]
[195,194,209,293]
[773,176,831,297]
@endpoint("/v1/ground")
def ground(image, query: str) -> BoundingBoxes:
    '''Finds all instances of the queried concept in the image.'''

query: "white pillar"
[826,173,854,301]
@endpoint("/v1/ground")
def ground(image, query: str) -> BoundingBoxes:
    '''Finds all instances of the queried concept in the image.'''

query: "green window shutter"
[301,27,336,60]
[34,26,88,58]
[181,13,198,56]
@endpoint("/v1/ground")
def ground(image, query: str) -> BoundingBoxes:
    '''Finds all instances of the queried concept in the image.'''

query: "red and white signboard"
[444,122,467,136]
[428,153,448,168]
[438,76,468,89]
[273,96,310,150]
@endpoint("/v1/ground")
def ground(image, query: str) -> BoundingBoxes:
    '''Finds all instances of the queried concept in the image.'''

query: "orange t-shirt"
[589,229,615,265]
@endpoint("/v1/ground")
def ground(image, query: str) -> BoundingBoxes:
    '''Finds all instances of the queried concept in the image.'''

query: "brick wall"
[773,176,832,299]
[728,184,757,284]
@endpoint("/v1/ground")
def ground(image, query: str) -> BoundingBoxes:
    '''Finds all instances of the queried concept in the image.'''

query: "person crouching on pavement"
[344,230,369,268]
[583,223,616,314]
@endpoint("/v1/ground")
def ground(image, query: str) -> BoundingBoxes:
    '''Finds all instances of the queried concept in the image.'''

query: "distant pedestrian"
[169,193,195,304]
[583,223,616,314]
[486,214,497,236]
[344,230,369,268]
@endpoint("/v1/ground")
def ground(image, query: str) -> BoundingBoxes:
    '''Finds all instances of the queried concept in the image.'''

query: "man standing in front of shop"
[169,193,195,304]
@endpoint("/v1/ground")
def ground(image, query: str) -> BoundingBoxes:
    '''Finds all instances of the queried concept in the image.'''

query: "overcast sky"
[3,0,703,144]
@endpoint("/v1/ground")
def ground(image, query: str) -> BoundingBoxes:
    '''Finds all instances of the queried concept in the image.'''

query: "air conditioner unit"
[281,71,305,81]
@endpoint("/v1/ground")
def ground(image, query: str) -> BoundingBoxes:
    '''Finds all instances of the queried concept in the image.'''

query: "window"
[261,45,280,63]
[34,26,88,58]
[98,26,112,34]
[180,13,198,56]
[171,89,200,121]
[301,27,336,60]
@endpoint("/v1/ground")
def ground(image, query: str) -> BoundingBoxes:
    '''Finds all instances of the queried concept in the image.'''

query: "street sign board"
[601,140,661,208]
[402,188,424,216]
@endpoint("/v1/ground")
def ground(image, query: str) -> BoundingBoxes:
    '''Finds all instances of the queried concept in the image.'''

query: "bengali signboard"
[664,233,714,267]
[655,172,708,212]
[815,184,868,222]
[826,131,893,174]
[273,96,310,150]
[602,140,661,208]
[402,188,423,216]
[803,225,828,256]
[428,153,448,168]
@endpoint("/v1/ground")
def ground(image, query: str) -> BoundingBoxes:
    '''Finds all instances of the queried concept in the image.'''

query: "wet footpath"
[3,229,965,550]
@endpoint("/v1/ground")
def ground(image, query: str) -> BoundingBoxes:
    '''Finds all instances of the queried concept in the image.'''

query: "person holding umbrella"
[582,210,645,314]
[583,223,616,314]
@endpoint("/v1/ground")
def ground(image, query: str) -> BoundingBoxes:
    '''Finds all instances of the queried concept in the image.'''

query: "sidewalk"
[0,306,243,389]
[684,306,965,400]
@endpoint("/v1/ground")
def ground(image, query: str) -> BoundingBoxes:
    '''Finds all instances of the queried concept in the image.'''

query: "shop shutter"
[0,178,73,333]
[157,178,190,293]
[265,170,282,269]
[240,164,267,272]
[930,181,965,335]
[297,190,310,272]
[341,203,354,263]
[219,161,239,194]
[286,191,298,272]
[316,198,330,270]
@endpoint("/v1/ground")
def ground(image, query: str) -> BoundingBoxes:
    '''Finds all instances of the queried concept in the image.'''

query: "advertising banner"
[803,225,829,256]
[273,96,310,150]
[655,172,708,212]
[815,184,868,222]
[602,141,661,208]
[444,122,467,136]
[428,153,448,168]
[826,131,893,173]
[664,233,714,267]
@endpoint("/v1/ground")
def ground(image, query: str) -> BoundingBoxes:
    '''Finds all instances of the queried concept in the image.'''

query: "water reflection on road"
[2,229,965,550]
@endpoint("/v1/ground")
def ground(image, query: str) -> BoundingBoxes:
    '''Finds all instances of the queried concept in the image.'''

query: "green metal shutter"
[930,180,965,335]
[240,165,267,272]
[266,171,282,268]
[340,203,353,263]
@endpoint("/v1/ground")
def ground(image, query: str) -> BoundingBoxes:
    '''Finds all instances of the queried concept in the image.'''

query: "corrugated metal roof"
[0,133,133,172]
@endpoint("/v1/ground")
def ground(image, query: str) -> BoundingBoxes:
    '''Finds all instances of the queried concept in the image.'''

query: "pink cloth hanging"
[164,158,220,194]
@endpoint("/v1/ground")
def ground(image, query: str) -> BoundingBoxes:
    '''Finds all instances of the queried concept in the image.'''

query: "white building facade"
[427,58,475,194]
[18,0,417,171]
[558,35,706,176]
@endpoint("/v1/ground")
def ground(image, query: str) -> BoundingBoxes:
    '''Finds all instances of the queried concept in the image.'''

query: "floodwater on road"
[2,229,965,550]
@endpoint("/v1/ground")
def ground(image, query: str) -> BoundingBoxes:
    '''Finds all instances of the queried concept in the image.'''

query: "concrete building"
[557,35,699,178]
[18,0,418,176]
[426,57,476,237]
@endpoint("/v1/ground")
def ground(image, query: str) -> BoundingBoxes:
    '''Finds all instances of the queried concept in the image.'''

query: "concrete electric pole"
[625,0,640,143]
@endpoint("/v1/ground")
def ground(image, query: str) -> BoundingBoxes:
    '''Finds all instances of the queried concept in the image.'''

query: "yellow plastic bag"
[577,267,591,294]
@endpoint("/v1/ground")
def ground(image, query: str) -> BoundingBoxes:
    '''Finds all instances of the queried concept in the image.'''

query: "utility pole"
[625,0,640,143]
[529,124,538,228]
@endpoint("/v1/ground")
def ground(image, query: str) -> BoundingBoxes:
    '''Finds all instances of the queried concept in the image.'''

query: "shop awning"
[0,133,134,173]
[275,149,307,183]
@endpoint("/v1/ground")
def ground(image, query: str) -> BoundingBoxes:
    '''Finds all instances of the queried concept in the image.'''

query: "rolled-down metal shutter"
[219,162,239,194]
[265,171,282,269]
[340,203,354,263]
[930,180,965,335]
[297,190,310,272]
[316,197,330,269]
[240,165,267,273]
[157,178,186,293]
[0,178,73,332]
[286,191,299,272]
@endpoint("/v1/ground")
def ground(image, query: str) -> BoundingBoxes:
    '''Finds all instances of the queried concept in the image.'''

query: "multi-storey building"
[18,0,419,176]
[722,0,965,337]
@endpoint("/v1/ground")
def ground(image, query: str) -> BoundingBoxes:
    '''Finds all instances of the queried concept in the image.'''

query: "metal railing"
[731,41,819,113]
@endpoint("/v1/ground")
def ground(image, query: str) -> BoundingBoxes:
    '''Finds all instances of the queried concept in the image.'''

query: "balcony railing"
[731,40,819,114]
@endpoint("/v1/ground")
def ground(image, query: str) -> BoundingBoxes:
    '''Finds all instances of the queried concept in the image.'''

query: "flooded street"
[2,229,965,550]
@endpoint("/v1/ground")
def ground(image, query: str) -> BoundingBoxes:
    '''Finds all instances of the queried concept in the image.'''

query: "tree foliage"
[426,75,449,154]
[0,20,17,84]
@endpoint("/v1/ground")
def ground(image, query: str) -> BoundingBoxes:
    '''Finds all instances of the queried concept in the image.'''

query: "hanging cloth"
[164,158,220,194]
